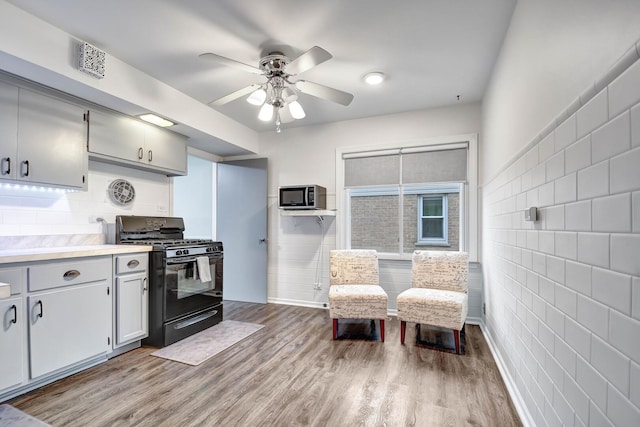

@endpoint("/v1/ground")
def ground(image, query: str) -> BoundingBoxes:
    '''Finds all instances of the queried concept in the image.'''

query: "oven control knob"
[176,250,182,255]
[183,249,189,255]
[206,247,213,252]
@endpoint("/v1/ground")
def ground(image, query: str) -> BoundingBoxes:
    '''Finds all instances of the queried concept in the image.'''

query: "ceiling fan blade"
[199,52,263,74]
[295,80,354,106]
[286,46,332,75]
[208,84,261,106]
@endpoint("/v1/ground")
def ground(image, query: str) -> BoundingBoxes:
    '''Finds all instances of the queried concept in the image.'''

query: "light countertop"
[0,245,153,264]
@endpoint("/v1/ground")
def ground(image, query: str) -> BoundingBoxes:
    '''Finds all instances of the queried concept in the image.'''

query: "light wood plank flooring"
[9,302,521,426]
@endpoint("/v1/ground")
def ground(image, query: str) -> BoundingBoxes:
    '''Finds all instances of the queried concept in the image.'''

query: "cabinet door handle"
[138,147,144,160]
[127,259,140,268]
[21,160,29,177]
[10,304,17,324]
[1,157,10,175]
[142,277,148,292]
[36,300,43,318]
[63,269,81,280]
[148,150,153,162]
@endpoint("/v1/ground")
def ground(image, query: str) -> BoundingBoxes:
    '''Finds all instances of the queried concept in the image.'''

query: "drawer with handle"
[115,253,148,274]
[28,256,111,292]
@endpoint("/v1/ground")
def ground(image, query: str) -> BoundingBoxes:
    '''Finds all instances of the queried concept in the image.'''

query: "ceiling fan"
[199,46,354,132]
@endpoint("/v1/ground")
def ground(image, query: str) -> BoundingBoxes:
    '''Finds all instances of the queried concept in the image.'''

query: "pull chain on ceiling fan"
[199,46,354,132]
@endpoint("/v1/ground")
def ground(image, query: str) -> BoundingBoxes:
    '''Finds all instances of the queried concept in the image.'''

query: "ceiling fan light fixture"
[281,87,298,103]
[258,103,274,121]
[289,101,306,119]
[246,88,267,105]
[363,72,385,85]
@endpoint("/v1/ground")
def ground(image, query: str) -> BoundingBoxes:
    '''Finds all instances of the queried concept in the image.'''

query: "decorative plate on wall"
[108,179,135,206]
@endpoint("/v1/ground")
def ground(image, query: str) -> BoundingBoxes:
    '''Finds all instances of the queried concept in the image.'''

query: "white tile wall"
[555,114,577,152]
[608,58,640,118]
[591,267,632,315]
[592,194,631,232]
[610,147,640,194]
[632,104,640,147]
[577,89,608,139]
[565,201,591,231]
[610,234,640,276]
[577,233,609,269]
[577,162,609,201]
[591,111,630,164]
[591,334,630,396]
[483,55,640,427]
[565,136,592,175]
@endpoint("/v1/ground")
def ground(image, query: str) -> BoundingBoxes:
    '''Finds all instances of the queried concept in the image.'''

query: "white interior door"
[217,158,267,303]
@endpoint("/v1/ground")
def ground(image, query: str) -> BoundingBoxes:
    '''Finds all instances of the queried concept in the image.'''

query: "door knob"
[259,238,267,244]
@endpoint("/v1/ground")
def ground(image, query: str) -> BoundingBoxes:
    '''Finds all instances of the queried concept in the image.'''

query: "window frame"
[336,134,478,262]
[418,193,448,245]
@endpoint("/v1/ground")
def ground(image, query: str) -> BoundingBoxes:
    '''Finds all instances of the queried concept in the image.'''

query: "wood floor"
[9,302,522,427]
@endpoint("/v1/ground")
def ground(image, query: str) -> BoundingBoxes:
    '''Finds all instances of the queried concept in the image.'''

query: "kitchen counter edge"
[0,245,154,264]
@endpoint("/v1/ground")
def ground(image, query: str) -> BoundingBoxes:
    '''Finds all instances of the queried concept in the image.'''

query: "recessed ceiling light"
[363,72,385,85]
[138,113,175,127]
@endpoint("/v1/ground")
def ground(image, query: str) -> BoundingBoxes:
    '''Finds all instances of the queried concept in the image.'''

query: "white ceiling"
[7,0,516,134]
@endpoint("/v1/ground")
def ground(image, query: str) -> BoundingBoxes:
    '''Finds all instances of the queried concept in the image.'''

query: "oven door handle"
[173,309,219,330]
[167,256,199,264]
[167,255,219,265]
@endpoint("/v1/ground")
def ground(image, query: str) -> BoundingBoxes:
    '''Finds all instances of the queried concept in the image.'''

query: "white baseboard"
[479,322,535,427]
[267,297,327,309]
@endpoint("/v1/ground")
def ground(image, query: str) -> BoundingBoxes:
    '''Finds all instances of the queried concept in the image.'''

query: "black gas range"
[116,215,223,347]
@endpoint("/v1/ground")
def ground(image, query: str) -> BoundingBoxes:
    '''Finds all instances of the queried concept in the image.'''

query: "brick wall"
[350,192,459,253]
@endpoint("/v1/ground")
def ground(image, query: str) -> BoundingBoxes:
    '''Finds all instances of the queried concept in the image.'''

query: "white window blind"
[344,144,467,187]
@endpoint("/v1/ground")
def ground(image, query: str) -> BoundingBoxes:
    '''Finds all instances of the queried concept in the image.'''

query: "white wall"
[173,154,216,240]
[481,0,640,185]
[258,103,481,308]
[481,1,640,426]
[0,161,171,247]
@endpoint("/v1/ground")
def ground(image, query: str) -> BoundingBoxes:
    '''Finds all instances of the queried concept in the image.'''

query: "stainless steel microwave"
[278,185,326,210]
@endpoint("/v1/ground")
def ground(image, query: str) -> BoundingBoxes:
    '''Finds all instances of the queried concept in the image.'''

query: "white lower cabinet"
[115,273,148,345]
[114,253,149,347]
[0,296,24,390]
[28,281,108,379]
[0,252,149,401]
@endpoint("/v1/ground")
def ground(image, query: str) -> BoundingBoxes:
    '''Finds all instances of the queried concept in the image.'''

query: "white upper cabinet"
[88,109,187,176]
[16,88,88,189]
[0,81,20,180]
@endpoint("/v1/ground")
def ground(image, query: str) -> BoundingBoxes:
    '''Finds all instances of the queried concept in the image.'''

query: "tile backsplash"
[0,160,171,247]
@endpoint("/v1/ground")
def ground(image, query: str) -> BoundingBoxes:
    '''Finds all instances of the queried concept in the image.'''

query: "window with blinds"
[343,143,467,256]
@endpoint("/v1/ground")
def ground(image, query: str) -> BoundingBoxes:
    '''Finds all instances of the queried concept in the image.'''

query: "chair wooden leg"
[333,318,338,340]
[380,319,385,342]
[400,321,406,344]
[454,329,460,354]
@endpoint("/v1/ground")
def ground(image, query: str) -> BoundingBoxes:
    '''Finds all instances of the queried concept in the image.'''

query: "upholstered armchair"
[396,250,468,354]
[328,249,388,341]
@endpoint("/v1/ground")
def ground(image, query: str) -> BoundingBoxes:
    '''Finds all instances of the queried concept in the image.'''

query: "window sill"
[414,242,451,247]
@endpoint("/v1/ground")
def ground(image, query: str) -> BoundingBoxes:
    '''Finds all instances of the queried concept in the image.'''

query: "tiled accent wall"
[483,57,640,426]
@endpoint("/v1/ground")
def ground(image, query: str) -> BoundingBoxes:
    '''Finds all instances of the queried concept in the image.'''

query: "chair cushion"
[329,284,388,319]
[330,250,379,285]
[412,250,468,292]
[396,287,467,331]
